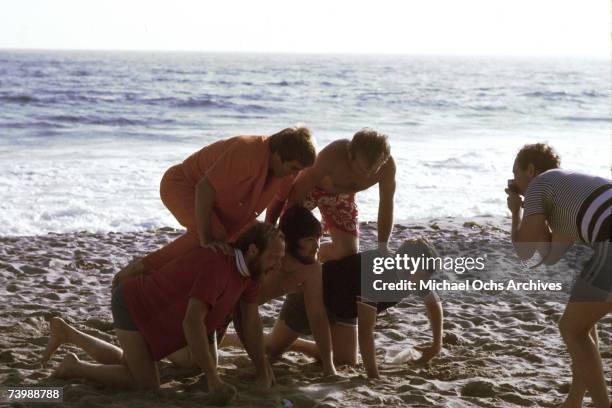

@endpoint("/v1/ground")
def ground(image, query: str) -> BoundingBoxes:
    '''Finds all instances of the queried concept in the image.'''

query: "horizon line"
[0,46,609,60]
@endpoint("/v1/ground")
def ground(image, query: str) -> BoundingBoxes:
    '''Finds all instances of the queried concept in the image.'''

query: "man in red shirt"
[41,222,284,405]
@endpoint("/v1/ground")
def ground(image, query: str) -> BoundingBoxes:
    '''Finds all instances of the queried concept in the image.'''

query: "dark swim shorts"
[279,291,356,336]
[111,284,138,331]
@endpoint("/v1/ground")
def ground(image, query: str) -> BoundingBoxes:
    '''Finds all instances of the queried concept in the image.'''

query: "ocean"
[0,50,610,236]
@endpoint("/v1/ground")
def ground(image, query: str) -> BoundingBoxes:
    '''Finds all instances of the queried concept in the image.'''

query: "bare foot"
[41,317,70,367]
[52,353,80,379]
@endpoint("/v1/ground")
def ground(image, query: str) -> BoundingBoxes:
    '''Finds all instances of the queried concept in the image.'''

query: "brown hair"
[268,124,316,167]
[348,128,391,169]
[233,222,284,279]
[515,143,561,174]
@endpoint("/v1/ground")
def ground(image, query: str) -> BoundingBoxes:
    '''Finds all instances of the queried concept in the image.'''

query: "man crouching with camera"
[506,142,611,408]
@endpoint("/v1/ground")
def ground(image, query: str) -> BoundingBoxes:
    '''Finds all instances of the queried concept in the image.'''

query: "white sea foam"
[0,52,609,235]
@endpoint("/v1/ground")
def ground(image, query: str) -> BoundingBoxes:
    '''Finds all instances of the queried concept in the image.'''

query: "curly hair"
[515,143,561,173]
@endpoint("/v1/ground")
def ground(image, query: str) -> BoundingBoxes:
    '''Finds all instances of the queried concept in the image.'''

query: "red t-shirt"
[122,248,258,360]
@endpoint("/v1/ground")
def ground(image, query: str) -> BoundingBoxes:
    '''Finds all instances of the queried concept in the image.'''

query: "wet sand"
[1,218,610,407]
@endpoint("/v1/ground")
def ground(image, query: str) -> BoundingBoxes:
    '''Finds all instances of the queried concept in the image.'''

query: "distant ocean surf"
[0,51,609,236]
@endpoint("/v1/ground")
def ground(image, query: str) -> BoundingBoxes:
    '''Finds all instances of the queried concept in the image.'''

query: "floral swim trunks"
[303,186,359,237]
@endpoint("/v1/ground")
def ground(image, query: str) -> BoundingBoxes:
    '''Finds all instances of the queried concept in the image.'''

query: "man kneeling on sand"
[40,222,284,405]
[264,238,444,378]
[219,206,337,376]
[225,208,442,378]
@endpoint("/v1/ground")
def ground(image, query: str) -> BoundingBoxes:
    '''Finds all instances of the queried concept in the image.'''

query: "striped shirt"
[524,169,611,244]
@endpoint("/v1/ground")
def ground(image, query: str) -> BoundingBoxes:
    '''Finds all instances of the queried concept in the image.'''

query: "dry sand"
[1,218,610,407]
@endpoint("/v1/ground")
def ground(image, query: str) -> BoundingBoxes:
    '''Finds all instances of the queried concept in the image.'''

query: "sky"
[1,0,610,57]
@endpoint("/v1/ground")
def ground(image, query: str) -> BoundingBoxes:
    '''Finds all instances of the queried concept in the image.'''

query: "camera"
[507,179,520,194]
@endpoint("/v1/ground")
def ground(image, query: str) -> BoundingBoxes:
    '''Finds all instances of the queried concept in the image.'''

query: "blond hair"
[348,128,391,169]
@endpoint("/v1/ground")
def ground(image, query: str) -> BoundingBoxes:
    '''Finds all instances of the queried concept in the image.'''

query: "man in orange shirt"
[113,125,316,283]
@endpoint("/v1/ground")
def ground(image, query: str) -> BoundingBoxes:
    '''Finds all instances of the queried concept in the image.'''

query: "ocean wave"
[72,70,92,77]
[2,121,68,129]
[175,97,220,108]
[581,90,609,98]
[1,95,38,104]
[556,116,612,123]
[522,91,571,99]
[268,80,307,86]
[469,105,508,112]
[422,157,481,170]
[141,95,280,113]
[43,115,174,126]
[520,90,603,100]
[0,92,119,106]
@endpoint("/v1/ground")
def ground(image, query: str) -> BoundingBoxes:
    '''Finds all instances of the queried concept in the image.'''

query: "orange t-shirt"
[181,136,293,240]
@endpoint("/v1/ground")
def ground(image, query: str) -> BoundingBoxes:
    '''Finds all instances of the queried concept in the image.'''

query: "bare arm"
[542,230,574,265]
[287,148,332,207]
[410,292,443,364]
[511,211,550,260]
[377,158,396,248]
[238,300,274,388]
[265,198,286,226]
[182,298,222,389]
[357,302,379,378]
[302,265,336,376]
[195,177,218,246]
[507,188,553,261]
[425,293,443,347]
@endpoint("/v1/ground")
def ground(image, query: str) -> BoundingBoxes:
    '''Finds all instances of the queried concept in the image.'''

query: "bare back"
[316,140,392,194]
[257,256,320,304]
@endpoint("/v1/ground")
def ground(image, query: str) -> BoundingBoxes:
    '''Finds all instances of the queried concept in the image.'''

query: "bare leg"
[562,325,598,408]
[41,317,122,366]
[219,332,243,348]
[331,323,358,365]
[319,227,358,262]
[167,342,217,370]
[53,353,137,389]
[51,329,158,390]
[166,347,194,369]
[289,323,357,365]
[289,338,320,359]
[266,320,300,358]
[559,302,612,408]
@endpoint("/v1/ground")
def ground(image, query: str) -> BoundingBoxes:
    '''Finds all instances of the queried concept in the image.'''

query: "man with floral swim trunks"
[267,128,396,261]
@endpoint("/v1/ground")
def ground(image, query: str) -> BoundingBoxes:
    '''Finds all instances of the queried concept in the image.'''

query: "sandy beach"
[1,217,610,407]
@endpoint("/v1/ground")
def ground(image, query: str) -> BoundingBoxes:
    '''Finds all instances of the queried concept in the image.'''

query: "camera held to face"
[507,179,521,194]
